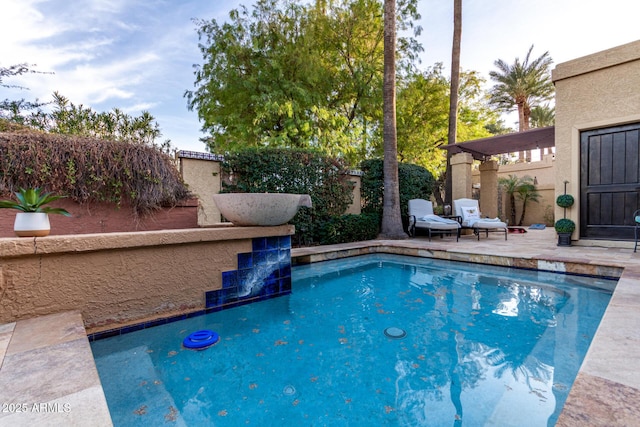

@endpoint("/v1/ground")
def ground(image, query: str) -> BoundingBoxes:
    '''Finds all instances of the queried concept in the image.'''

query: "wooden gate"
[580,123,640,240]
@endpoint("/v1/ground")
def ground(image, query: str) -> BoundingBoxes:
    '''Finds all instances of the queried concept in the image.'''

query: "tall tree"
[186,0,421,165]
[488,45,554,161]
[530,104,555,128]
[445,0,462,206]
[379,0,406,239]
[0,63,51,124]
[396,66,496,176]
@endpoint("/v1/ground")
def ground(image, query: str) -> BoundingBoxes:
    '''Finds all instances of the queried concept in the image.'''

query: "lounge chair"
[453,198,508,240]
[408,199,460,241]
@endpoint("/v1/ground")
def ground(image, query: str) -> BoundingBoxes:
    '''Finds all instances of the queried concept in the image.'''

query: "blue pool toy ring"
[183,330,220,349]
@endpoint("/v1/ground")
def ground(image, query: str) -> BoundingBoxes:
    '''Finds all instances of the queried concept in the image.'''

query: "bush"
[220,148,354,244]
[556,194,575,208]
[554,218,576,233]
[316,213,380,245]
[360,159,435,228]
[0,131,190,215]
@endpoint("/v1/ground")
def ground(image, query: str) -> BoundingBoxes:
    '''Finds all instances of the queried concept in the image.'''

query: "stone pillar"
[177,151,223,226]
[450,152,474,202]
[479,160,499,219]
[344,171,362,215]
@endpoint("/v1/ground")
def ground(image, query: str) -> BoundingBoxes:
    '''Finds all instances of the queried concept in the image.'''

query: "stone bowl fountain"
[212,193,312,226]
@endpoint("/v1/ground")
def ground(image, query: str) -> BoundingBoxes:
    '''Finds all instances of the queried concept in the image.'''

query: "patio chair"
[408,199,460,241]
[453,198,508,240]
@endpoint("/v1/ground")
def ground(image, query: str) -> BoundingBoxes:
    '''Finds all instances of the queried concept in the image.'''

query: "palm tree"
[499,174,540,226]
[489,45,554,161]
[379,0,406,239]
[445,0,462,206]
[516,181,541,226]
[499,174,522,225]
[530,104,555,128]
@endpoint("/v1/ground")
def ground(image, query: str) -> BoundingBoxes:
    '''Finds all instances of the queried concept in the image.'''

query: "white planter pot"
[14,212,51,237]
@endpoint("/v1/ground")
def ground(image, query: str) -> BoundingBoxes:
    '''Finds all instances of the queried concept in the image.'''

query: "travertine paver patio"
[0,227,638,426]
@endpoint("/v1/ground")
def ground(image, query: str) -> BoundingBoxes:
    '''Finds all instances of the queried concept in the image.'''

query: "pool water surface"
[91,254,614,426]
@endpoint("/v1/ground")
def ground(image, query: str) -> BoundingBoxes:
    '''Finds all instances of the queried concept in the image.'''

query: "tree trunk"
[509,193,517,226]
[517,102,527,161]
[379,0,406,239]
[445,0,462,206]
[448,0,461,148]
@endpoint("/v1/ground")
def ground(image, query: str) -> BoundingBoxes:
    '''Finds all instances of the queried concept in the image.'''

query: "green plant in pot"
[0,188,71,237]
[554,182,575,246]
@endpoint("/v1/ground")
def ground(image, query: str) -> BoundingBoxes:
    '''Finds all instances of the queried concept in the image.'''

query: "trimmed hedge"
[316,213,380,245]
[220,148,354,244]
[554,218,575,233]
[556,194,574,208]
[360,158,435,224]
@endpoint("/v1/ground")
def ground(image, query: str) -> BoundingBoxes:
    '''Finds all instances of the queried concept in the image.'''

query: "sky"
[1,0,639,153]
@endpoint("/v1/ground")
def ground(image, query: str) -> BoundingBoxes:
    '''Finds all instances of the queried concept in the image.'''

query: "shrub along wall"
[360,159,436,231]
[0,131,194,237]
[0,131,191,215]
[221,148,354,245]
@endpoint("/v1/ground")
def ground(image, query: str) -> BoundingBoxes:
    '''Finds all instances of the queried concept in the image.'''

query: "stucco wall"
[177,152,222,226]
[473,154,556,225]
[553,39,640,240]
[344,173,362,215]
[0,225,293,332]
[0,199,199,238]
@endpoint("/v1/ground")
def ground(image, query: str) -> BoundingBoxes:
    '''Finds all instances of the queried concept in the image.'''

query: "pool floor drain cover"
[384,327,407,339]
[283,385,296,395]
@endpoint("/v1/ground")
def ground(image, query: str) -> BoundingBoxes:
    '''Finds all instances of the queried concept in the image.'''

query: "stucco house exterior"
[448,39,640,247]
[553,39,640,246]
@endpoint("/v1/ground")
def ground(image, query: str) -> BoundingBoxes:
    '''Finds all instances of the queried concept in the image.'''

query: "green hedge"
[220,148,354,244]
[315,213,380,245]
[360,159,435,229]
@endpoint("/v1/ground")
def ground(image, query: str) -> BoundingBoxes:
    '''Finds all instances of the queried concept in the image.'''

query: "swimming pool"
[91,254,614,426]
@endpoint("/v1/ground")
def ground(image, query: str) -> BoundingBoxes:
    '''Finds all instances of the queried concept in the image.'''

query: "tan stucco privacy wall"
[473,154,556,225]
[553,39,640,242]
[0,225,293,333]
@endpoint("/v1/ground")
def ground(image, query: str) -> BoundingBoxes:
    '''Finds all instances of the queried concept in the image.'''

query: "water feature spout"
[212,193,312,226]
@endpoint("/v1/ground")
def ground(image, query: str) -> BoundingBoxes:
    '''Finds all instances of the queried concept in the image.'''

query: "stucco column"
[479,160,499,219]
[178,152,223,226]
[344,171,362,215]
[450,152,474,202]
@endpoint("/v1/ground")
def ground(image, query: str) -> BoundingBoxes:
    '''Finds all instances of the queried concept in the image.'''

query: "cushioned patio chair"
[453,198,508,240]
[408,199,460,241]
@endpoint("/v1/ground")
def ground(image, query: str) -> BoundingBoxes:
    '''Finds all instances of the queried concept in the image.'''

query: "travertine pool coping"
[0,228,638,425]
[0,311,113,426]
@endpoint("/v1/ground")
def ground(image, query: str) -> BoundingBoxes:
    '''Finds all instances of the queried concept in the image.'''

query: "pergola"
[440,126,555,160]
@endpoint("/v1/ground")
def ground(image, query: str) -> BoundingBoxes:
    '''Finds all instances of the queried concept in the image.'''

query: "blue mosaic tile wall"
[206,235,292,309]
[88,235,293,341]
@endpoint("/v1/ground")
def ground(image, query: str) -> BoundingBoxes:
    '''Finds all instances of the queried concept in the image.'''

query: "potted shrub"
[554,218,575,246]
[554,182,575,246]
[0,188,71,237]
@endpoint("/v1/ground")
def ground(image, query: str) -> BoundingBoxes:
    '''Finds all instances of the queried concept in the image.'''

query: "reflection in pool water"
[91,254,614,426]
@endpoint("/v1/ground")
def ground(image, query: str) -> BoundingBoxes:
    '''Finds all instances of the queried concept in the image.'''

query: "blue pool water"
[91,254,614,426]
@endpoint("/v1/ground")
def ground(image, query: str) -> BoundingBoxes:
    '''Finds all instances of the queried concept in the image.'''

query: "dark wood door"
[580,123,640,240]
